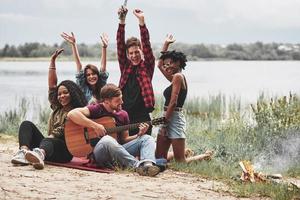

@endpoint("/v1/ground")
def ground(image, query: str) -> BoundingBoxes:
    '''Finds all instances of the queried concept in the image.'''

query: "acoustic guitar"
[64,116,165,157]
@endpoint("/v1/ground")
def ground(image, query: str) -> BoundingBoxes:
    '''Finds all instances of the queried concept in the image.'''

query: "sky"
[1,0,300,47]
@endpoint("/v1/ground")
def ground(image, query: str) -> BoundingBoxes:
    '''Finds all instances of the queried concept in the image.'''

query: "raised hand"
[100,33,109,48]
[61,32,76,44]
[165,34,176,45]
[118,6,128,21]
[51,48,64,60]
[133,9,144,20]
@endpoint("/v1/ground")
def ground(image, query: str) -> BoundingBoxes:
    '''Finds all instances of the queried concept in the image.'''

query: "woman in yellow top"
[11,49,87,170]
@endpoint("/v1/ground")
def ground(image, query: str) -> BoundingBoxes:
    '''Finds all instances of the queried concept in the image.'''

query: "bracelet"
[49,67,56,70]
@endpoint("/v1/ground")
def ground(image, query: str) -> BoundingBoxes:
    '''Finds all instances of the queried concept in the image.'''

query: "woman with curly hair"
[155,35,213,163]
[61,32,109,104]
[11,49,87,170]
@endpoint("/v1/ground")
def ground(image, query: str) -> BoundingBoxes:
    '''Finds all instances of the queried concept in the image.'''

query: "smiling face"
[127,45,142,66]
[105,96,123,112]
[57,85,71,107]
[163,58,181,75]
[85,68,99,86]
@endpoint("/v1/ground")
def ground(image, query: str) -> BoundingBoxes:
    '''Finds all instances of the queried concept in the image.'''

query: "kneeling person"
[67,83,160,177]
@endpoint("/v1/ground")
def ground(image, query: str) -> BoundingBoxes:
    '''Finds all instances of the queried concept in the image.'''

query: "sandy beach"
[0,135,269,200]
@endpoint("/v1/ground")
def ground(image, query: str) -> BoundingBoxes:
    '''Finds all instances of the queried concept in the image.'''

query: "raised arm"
[100,33,108,73]
[117,6,128,72]
[61,32,82,72]
[118,6,128,25]
[134,9,155,77]
[133,9,145,26]
[158,34,176,82]
[48,48,64,89]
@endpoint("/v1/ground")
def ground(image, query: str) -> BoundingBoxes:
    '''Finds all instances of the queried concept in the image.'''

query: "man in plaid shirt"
[116,7,155,136]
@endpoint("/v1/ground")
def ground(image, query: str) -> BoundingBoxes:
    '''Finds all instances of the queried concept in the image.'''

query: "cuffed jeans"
[93,135,156,169]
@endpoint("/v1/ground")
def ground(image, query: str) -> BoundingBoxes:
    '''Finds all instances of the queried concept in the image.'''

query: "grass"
[1,93,300,199]
[154,92,300,199]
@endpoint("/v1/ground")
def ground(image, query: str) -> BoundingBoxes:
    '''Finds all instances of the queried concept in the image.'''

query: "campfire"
[239,160,282,183]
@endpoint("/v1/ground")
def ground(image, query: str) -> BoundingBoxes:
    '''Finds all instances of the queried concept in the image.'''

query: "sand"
[0,135,267,200]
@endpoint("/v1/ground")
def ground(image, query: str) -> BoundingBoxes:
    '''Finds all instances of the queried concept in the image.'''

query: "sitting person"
[11,49,87,169]
[155,34,213,163]
[61,32,109,104]
[67,83,161,177]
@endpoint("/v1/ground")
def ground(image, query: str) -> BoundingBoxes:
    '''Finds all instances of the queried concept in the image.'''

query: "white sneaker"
[11,149,29,165]
[25,148,45,170]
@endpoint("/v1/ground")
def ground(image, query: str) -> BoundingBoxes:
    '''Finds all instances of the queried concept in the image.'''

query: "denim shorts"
[158,110,186,139]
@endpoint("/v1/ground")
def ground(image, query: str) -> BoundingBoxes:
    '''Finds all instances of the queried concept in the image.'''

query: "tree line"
[1,41,300,60]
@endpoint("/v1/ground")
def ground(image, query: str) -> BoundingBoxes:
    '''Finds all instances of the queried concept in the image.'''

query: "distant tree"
[1,44,10,57]
[18,42,40,57]
[6,45,21,57]
[0,44,21,57]
[226,43,244,51]
[59,41,72,56]
[30,44,54,57]
[190,44,215,58]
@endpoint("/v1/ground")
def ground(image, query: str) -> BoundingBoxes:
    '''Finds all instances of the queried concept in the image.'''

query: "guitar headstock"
[151,117,167,126]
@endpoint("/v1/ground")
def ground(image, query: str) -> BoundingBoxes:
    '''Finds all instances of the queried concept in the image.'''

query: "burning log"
[239,160,282,183]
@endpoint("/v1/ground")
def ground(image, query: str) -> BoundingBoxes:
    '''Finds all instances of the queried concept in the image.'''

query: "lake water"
[0,60,300,112]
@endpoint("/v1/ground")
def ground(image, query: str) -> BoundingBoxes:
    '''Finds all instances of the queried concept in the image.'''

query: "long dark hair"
[55,80,87,108]
[84,64,103,100]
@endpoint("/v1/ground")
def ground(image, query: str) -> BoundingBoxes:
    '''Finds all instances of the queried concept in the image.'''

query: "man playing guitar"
[67,83,160,177]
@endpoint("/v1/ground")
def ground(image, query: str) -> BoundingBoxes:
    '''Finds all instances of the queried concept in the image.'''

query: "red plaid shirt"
[116,24,155,110]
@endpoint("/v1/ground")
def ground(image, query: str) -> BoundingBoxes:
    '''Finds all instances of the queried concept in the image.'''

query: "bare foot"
[203,150,214,161]
[185,148,195,158]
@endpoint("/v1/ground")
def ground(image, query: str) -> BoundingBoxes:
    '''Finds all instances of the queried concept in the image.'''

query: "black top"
[163,75,187,108]
[122,67,147,116]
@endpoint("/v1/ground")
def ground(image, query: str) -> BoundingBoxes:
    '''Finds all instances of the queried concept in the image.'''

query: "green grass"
[232,182,300,200]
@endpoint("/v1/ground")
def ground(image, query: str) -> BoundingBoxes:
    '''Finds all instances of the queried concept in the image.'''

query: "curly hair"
[84,64,104,100]
[159,50,187,70]
[55,80,87,108]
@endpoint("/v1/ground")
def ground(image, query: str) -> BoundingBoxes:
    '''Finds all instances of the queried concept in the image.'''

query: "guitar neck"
[105,120,152,134]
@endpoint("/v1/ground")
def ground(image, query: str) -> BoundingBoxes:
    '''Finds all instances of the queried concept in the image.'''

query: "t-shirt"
[87,103,130,127]
[121,67,147,116]
[87,103,130,145]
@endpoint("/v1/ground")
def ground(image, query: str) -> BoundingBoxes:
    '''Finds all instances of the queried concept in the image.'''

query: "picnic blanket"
[46,157,113,173]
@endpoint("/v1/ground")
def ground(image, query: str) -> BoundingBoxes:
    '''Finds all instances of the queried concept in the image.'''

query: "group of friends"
[11,7,213,177]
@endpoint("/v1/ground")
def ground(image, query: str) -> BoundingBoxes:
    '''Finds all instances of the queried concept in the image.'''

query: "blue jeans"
[93,135,156,169]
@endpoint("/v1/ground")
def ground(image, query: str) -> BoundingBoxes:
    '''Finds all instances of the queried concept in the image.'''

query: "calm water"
[0,60,300,112]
